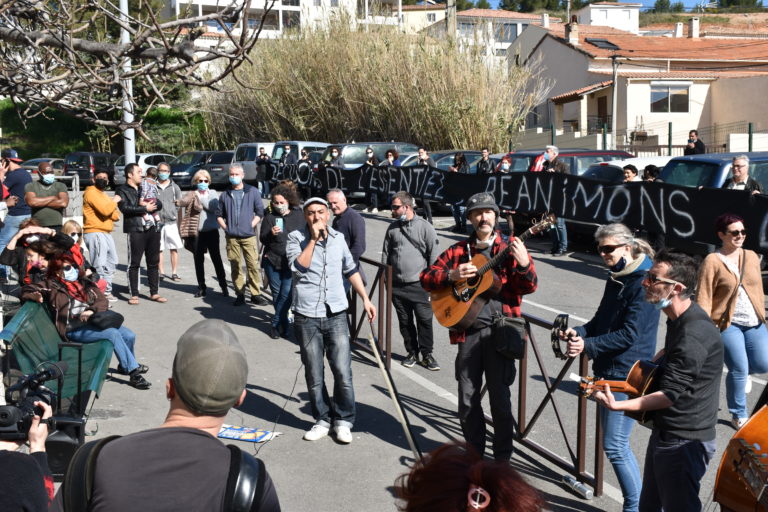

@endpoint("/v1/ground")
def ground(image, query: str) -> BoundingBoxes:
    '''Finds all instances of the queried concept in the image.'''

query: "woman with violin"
[559,223,659,512]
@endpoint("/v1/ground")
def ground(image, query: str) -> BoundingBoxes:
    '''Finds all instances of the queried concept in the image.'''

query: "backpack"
[62,435,266,512]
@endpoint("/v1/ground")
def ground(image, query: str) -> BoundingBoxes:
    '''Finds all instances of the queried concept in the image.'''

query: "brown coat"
[177,191,202,238]
[21,278,109,339]
[696,249,765,330]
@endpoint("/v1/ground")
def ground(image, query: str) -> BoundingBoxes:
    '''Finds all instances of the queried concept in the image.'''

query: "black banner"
[272,163,768,252]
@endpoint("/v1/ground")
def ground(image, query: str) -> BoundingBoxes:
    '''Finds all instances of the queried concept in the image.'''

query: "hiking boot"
[402,353,418,368]
[421,354,441,371]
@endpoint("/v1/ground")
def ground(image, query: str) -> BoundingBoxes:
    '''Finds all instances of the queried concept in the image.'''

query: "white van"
[233,142,275,184]
[272,141,329,162]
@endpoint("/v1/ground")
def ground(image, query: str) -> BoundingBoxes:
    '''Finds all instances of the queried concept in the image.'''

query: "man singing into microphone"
[286,197,376,444]
[420,192,537,462]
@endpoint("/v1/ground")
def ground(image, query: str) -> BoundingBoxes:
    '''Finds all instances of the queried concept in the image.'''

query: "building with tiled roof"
[576,2,642,35]
[509,17,768,148]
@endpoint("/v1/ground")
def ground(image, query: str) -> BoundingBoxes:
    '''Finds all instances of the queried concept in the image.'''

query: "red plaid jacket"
[420,230,537,344]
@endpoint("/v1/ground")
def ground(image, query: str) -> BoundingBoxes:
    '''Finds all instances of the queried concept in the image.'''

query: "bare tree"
[0,0,273,134]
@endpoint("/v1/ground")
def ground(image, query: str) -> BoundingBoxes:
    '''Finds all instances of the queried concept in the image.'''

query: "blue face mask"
[63,266,79,282]
[197,182,209,191]
[229,176,242,186]
[41,174,55,185]
[610,257,627,273]
[654,297,671,310]
[399,214,407,223]
[158,172,170,181]
[543,152,551,161]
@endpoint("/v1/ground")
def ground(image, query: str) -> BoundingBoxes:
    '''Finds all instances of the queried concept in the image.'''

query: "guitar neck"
[476,227,535,276]
[593,380,640,396]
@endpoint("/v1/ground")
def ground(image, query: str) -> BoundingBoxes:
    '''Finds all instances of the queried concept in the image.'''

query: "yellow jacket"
[83,186,120,233]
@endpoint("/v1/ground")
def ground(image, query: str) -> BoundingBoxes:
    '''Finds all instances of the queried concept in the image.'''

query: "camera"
[0,362,65,440]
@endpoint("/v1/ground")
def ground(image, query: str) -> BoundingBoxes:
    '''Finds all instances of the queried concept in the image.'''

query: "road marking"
[523,299,590,323]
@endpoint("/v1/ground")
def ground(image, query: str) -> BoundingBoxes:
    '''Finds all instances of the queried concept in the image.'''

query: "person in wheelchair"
[21,253,150,390]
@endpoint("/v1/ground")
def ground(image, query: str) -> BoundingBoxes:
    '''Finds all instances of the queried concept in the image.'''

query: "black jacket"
[477,158,495,174]
[722,176,763,194]
[683,139,706,155]
[116,184,162,233]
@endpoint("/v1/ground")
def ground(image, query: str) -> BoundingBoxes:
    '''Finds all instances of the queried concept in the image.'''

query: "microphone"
[318,228,327,240]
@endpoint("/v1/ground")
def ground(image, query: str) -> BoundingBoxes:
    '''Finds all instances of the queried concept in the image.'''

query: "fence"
[347,256,393,368]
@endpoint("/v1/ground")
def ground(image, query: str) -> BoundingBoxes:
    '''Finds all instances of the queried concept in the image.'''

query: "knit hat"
[172,319,248,416]
[465,192,499,215]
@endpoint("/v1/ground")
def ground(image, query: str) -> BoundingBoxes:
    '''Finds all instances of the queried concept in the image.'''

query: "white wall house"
[509,18,768,148]
[401,4,445,34]
[576,2,641,35]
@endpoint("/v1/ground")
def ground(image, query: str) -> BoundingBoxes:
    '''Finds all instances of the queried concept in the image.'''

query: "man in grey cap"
[61,319,281,511]
[420,192,538,462]
[286,197,376,444]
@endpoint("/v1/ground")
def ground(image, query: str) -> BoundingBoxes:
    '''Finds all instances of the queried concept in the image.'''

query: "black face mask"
[94,178,108,190]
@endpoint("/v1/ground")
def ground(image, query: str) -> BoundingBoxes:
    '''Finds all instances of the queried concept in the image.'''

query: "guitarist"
[594,250,723,512]
[420,192,537,462]
[559,224,659,512]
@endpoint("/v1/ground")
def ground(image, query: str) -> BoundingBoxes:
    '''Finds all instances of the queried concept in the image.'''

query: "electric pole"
[119,0,136,164]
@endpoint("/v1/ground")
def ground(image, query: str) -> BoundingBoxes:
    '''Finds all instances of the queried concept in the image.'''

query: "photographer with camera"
[0,400,54,511]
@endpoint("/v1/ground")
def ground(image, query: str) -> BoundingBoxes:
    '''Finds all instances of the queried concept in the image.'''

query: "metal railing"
[347,256,393,368]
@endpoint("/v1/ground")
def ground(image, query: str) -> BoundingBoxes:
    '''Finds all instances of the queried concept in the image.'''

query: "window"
[282,0,300,5]
[330,0,338,6]
[494,23,517,43]
[495,48,507,57]
[459,22,475,37]
[282,11,300,29]
[427,13,436,22]
[314,0,320,5]
[650,85,689,113]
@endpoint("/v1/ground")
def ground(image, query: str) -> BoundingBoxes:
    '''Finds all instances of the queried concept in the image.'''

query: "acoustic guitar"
[714,405,768,512]
[570,349,665,424]
[431,214,556,330]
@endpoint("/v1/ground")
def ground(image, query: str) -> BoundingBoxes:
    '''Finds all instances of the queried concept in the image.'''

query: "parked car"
[433,151,487,174]
[233,142,276,185]
[318,142,420,170]
[63,152,119,187]
[169,151,217,189]
[501,149,634,175]
[660,152,768,190]
[582,156,674,184]
[113,153,175,186]
[272,141,329,163]
[201,151,235,189]
[20,158,65,177]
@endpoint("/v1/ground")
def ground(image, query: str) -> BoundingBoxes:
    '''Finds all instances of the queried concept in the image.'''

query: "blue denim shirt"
[286,225,357,318]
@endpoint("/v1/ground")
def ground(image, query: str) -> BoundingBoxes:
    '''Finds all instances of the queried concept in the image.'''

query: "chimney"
[688,17,700,38]
[565,20,579,45]
[674,22,683,38]
[541,13,550,29]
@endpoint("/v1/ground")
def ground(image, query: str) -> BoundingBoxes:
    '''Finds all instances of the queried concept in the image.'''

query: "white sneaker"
[104,293,118,303]
[371,208,378,214]
[745,375,752,394]
[731,417,748,430]
[334,425,352,444]
[303,424,329,441]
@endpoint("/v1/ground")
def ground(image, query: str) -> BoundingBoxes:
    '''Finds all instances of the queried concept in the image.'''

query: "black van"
[63,152,118,187]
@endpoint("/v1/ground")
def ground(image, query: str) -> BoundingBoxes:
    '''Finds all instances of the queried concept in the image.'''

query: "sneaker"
[745,375,753,394]
[129,372,151,390]
[732,417,748,429]
[251,295,270,306]
[117,364,149,375]
[334,425,352,444]
[104,293,118,303]
[370,208,378,214]
[303,424,329,441]
[402,353,418,368]
[421,354,441,371]
[233,295,246,306]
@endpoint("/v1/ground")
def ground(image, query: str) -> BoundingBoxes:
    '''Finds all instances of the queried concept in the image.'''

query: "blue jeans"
[452,202,466,228]
[550,216,567,252]
[639,430,715,512]
[600,392,641,512]
[721,322,768,419]
[0,214,31,277]
[263,259,292,330]
[294,312,355,428]
[67,325,139,373]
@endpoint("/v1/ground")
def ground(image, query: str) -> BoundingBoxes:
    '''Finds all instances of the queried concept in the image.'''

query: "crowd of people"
[0,143,765,512]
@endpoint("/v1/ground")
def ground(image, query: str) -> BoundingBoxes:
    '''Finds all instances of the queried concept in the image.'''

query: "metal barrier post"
[668,122,673,156]
[749,122,754,152]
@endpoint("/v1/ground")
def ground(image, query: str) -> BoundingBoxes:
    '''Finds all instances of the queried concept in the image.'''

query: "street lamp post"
[119,0,136,164]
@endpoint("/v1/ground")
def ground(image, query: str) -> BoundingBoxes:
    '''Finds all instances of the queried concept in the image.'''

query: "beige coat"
[696,249,765,330]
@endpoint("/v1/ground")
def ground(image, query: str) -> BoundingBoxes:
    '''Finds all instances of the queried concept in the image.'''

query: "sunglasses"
[67,232,80,237]
[197,179,209,183]
[391,204,405,211]
[644,272,679,285]
[597,244,624,254]
[62,264,74,272]
[727,229,747,236]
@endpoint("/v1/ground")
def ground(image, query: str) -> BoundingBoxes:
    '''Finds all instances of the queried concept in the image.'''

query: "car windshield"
[209,152,233,164]
[235,146,258,162]
[662,161,720,187]
[582,165,624,183]
[65,155,87,166]
[749,161,768,193]
[172,152,201,165]
[509,155,535,172]
[272,144,298,160]
[573,155,623,175]
[115,155,125,166]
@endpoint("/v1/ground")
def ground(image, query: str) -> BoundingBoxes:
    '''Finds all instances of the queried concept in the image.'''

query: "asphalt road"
[35,202,767,512]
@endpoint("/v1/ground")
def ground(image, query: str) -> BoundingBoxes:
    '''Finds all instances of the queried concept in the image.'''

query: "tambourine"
[551,313,569,360]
